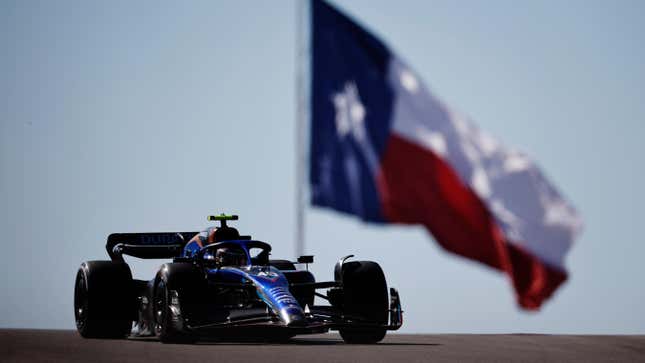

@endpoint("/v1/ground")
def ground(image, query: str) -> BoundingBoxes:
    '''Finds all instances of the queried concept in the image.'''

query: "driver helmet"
[215,247,247,266]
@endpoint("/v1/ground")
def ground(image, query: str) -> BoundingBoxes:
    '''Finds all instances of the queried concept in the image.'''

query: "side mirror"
[297,255,314,264]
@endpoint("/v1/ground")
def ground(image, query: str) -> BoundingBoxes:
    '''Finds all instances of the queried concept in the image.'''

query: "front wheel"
[336,261,388,344]
[339,328,387,344]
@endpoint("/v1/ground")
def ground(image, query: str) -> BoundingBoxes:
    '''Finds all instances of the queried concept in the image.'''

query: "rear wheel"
[336,261,388,344]
[74,261,134,338]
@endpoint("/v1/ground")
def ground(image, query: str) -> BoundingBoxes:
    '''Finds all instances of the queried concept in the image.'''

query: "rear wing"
[106,232,197,261]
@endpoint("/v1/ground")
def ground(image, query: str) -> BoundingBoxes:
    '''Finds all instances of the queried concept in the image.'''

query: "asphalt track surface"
[2,330,644,362]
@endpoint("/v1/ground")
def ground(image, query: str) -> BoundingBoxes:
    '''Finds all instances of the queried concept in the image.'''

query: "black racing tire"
[337,261,388,344]
[269,259,296,271]
[74,261,134,339]
[282,270,315,309]
[153,263,203,344]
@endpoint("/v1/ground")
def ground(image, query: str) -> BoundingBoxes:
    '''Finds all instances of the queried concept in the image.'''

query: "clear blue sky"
[2,0,644,333]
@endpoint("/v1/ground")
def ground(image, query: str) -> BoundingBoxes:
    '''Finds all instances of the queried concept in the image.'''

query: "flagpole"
[294,0,306,259]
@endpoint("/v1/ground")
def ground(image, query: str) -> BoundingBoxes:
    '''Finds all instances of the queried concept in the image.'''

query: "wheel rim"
[153,280,166,335]
[74,270,88,330]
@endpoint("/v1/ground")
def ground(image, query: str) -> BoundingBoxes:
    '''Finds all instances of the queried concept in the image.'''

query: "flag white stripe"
[387,57,582,269]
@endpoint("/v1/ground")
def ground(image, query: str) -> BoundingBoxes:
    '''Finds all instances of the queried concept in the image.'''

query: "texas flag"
[309,0,582,309]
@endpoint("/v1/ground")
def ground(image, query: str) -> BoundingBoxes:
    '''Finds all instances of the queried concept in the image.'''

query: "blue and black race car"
[74,214,402,344]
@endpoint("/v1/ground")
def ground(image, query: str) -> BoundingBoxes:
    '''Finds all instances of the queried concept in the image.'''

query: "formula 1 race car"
[74,214,402,344]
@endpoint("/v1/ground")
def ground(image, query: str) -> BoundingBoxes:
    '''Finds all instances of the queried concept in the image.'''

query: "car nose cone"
[281,307,306,327]
[286,313,306,327]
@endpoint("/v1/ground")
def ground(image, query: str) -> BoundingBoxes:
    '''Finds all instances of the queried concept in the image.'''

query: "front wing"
[175,288,403,336]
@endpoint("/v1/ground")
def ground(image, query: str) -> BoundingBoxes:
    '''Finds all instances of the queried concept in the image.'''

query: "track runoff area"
[2,330,644,363]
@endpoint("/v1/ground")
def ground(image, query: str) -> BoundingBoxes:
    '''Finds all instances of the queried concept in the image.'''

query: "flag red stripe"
[376,134,566,309]
[506,242,567,309]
